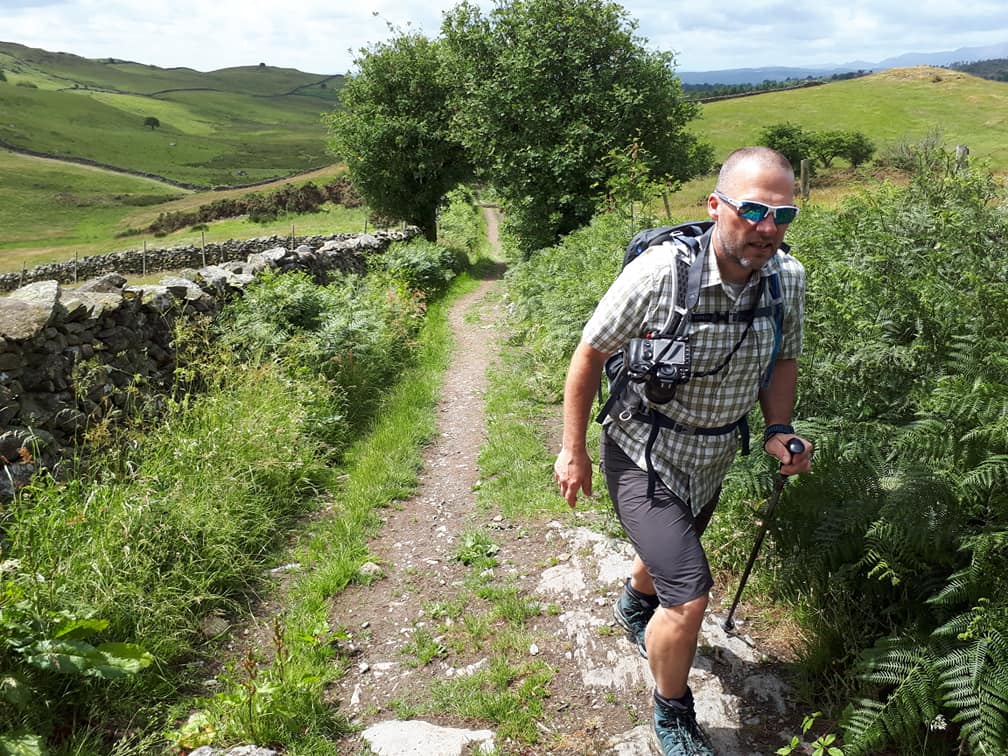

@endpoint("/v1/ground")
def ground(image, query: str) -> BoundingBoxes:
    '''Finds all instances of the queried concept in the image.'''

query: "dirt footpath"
[327,208,799,755]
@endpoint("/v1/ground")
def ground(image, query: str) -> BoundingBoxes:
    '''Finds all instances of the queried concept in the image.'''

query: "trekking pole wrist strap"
[763,424,795,448]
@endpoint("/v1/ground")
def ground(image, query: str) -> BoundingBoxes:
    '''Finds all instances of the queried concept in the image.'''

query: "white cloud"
[2,0,1006,74]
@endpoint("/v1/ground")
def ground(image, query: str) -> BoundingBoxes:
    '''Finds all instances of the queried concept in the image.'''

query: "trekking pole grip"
[780,437,805,477]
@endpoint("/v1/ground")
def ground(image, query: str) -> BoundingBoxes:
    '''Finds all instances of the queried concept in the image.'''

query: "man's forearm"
[758,358,798,426]
[561,341,609,451]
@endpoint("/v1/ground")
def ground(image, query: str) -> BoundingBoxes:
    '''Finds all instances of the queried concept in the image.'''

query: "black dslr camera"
[624,336,692,404]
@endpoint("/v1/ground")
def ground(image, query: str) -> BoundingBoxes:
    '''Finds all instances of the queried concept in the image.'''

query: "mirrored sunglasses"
[714,191,799,225]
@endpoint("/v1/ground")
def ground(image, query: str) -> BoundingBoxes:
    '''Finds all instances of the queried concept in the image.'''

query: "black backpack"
[597,221,787,496]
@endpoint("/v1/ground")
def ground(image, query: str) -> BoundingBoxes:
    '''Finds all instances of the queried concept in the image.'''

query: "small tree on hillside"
[810,129,849,168]
[759,122,815,172]
[0,69,6,82]
[840,131,875,167]
[143,116,160,130]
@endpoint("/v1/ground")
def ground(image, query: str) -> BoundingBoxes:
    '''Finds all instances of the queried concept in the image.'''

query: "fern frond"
[842,635,940,755]
[935,633,1008,755]
[961,455,1008,497]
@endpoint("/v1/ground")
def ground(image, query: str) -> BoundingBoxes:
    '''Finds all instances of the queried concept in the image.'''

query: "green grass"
[697,67,1008,168]
[0,149,186,256]
[0,41,340,189]
[0,155,364,271]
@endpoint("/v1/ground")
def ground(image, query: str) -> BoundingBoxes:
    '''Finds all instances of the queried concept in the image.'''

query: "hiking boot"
[651,690,715,756]
[613,581,653,658]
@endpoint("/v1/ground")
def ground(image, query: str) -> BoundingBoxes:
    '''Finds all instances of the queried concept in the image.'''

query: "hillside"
[0,40,343,187]
[697,66,1008,169]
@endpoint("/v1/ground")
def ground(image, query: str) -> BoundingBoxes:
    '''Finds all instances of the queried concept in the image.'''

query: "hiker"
[553,146,814,755]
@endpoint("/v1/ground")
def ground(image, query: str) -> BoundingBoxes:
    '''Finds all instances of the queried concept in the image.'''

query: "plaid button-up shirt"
[583,235,806,515]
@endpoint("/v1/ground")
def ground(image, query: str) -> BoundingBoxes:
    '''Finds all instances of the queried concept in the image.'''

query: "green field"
[697,67,1008,167]
[3,43,1007,276]
[0,40,342,186]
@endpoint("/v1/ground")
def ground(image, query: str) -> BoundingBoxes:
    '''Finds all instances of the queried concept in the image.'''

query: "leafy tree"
[840,130,875,168]
[759,122,815,172]
[441,0,710,253]
[143,116,160,130]
[325,32,470,242]
[0,69,6,82]
[809,129,848,168]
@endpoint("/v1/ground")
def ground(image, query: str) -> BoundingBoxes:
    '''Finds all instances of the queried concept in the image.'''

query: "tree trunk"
[420,207,437,242]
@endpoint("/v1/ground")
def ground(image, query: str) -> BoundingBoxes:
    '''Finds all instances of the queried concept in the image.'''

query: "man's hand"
[554,446,594,508]
[764,433,813,477]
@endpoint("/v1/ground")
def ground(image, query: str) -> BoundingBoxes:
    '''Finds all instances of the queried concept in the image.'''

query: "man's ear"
[706,193,719,220]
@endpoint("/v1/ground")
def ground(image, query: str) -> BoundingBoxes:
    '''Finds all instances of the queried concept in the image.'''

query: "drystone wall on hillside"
[0,228,417,498]
[0,232,391,293]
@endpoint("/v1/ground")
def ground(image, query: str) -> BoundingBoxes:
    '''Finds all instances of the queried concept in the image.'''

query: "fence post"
[290,223,295,252]
[21,262,26,288]
[74,251,78,284]
[143,241,147,277]
[955,144,969,173]
[800,159,810,203]
[201,231,206,267]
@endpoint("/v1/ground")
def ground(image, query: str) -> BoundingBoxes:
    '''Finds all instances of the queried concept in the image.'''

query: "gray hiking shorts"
[600,431,718,608]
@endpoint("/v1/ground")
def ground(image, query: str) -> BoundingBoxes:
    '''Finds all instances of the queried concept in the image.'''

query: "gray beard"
[716,227,753,269]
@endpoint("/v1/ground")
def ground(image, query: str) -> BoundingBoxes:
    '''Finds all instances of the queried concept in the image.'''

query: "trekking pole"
[722,438,805,632]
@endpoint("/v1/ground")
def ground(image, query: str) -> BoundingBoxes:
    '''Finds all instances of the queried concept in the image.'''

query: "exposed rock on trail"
[328,208,796,755]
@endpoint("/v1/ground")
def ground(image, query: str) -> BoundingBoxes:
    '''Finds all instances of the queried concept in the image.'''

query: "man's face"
[707,165,795,279]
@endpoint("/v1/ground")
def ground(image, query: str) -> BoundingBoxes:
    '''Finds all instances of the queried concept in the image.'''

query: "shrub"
[770,149,1008,754]
[377,239,467,300]
[759,122,816,172]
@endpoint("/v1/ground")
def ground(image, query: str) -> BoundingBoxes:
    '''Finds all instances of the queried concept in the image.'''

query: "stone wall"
[0,232,398,293]
[0,228,417,498]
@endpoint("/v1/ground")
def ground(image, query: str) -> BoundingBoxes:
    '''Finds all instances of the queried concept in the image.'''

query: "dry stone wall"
[0,232,397,293]
[0,229,417,498]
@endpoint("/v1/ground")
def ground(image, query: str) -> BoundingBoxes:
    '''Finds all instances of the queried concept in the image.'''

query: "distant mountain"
[679,41,1008,85]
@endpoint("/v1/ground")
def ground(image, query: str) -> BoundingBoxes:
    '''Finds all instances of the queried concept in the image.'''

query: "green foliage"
[502,142,1008,754]
[769,149,1008,754]
[0,568,153,747]
[454,528,500,569]
[166,619,347,749]
[598,139,675,230]
[142,116,159,130]
[760,122,816,171]
[147,179,360,235]
[777,711,845,755]
[441,0,711,254]
[760,123,875,171]
[950,58,1008,82]
[326,31,471,241]
[436,186,485,257]
[0,222,467,747]
[505,212,627,393]
[377,239,468,300]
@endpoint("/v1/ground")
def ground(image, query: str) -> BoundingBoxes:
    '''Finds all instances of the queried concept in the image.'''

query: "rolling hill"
[3,41,1007,273]
[0,40,343,188]
[697,66,1008,169]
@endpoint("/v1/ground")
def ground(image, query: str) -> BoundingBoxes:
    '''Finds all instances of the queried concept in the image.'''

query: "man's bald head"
[715,147,794,195]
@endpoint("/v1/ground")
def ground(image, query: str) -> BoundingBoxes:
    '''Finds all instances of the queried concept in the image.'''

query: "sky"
[2,0,1007,75]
